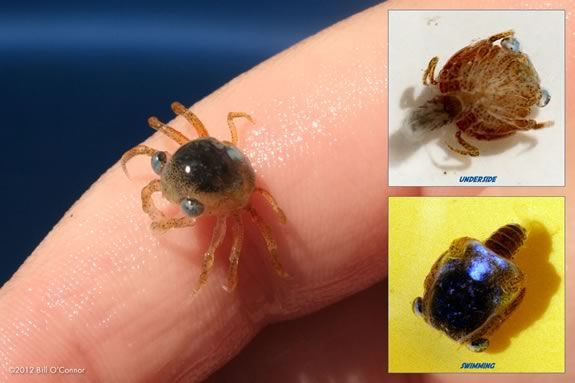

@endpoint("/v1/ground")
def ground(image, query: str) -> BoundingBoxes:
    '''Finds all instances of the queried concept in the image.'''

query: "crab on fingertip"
[121,102,288,294]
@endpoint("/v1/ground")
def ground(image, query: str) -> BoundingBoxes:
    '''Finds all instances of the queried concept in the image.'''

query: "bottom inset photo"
[388,197,564,373]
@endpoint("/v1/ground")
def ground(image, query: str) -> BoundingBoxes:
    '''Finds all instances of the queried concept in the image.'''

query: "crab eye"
[180,198,204,217]
[412,297,423,317]
[501,37,520,52]
[538,89,551,107]
[226,146,244,161]
[151,151,167,175]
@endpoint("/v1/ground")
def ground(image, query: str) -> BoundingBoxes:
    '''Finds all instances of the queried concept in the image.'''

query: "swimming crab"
[413,224,527,352]
[421,30,551,156]
[121,102,288,293]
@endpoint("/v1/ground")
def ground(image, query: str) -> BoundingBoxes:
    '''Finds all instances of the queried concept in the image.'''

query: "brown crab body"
[422,31,551,156]
[120,102,288,293]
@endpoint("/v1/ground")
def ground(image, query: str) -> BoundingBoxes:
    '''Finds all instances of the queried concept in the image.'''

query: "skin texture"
[0,1,572,382]
[213,1,575,382]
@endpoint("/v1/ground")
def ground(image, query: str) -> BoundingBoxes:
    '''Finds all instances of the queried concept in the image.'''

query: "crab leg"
[171,101,210,138]
[147,116,189,145]
[514,119,553,131]
[227,112,254,145]
[150,216,196,233]
[193,216,228,294]
[224,213,244,292]
[254,187,287,224]
[488,30,514,43]
[447,130,480,157]
[120,145,157,177]
[246,205,289,278]
[140,179,165,221]
[423,57,439,86]
[140,180,195,231]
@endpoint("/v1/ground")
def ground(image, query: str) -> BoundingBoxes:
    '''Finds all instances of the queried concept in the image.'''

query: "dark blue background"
[0,1,381,284]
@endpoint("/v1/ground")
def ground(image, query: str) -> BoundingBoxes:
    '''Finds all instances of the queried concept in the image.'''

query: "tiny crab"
[121,102,288,293]
[413,224,527,352]
[421,30,551,156]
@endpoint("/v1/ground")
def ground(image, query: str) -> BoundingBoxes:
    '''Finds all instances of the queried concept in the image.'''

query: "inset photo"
[388,197,565,373]
[388,10,565,186]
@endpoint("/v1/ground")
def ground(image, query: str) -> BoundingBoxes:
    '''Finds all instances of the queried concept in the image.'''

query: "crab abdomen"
[437,36,543,138]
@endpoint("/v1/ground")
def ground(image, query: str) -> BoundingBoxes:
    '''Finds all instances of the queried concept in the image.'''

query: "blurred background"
[0,0,381,284]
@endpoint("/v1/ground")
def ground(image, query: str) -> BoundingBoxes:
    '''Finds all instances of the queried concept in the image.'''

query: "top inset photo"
[388,10,565,186]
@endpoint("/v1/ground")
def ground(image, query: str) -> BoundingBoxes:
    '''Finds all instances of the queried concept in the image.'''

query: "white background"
[388,10,565,186]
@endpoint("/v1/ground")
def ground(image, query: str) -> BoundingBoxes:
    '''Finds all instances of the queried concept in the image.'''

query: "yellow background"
[388,197,565,373]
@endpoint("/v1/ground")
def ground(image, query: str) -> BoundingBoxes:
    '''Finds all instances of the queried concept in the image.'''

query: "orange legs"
[122,103,253,178]
[120,145,157,177]
[171,101,210,138]
[246,204,289,279]
[140,179,164,220]
[206,189,287,293]
[147,116,189,145]
[193,216,228,294]
[224,213,244,292]
[254,187,287,223]
[195,194,287,294]
[514,119,553,131]
[447,130,480,157]
[423,57,439,86]
[227,112,254,145]
[120,102,193,177]
[140,179,196,232]
[150,217,197,233]
[488,30,514,43]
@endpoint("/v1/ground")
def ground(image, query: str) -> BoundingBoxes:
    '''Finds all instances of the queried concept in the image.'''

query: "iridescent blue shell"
[413,224,527,352]
[428,241,520,340]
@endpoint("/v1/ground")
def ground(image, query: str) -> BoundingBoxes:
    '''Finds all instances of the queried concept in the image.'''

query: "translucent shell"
[160,137,256,216]
[413,224,527,352]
